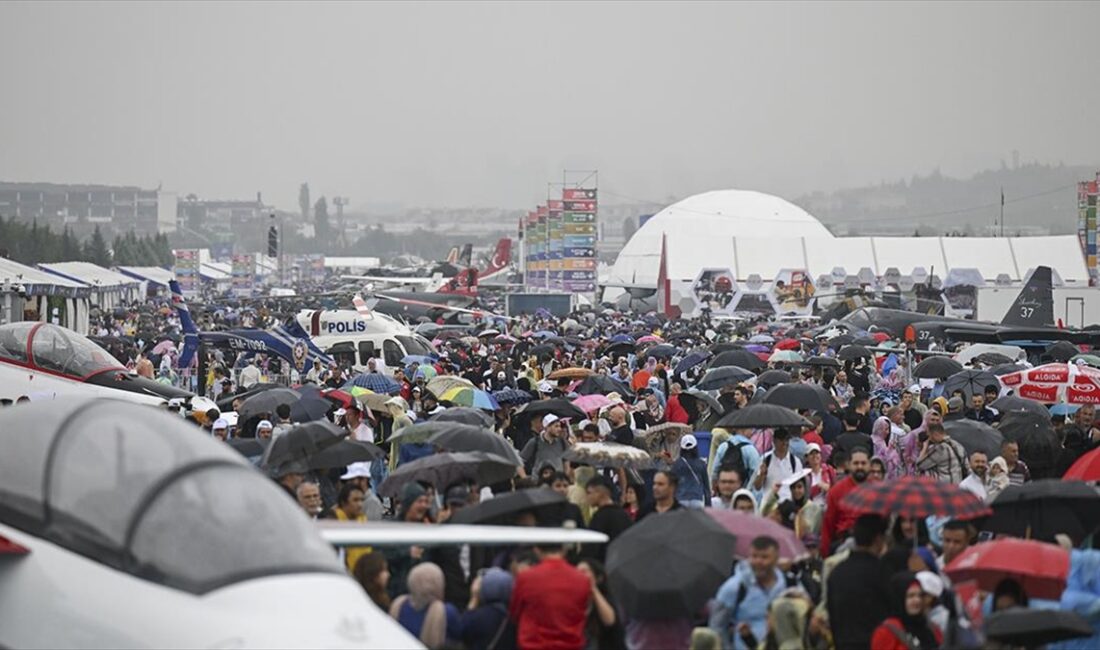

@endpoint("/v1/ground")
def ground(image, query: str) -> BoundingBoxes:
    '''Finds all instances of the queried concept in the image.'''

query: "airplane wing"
[341,274,440,287]
[316,521,608,547]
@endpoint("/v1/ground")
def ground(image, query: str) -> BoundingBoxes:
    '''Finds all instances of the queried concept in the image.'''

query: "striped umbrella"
[344,373,401,395]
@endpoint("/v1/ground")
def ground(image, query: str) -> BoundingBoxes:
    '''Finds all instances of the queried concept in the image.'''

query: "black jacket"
[827,550,890,650]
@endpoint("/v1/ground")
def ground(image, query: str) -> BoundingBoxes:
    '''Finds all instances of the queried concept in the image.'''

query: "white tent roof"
[116,266,175,288]
[199,262,231,281]
[0,257,87,296]
[325,256,382,270]
[38,261,141,289]
[607,189,1093,291]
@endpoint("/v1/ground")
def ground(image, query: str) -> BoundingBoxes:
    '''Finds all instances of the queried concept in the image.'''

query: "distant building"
[0,182,177,235]
[176,194,268,239]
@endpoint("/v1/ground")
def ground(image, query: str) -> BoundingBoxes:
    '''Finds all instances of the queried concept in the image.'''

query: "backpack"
[732,572,795,615]
[719,439,752,480]
[763,450,797,474]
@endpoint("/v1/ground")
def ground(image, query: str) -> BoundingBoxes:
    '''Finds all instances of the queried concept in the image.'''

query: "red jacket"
[821,475,861,557]
[509,556,591,650]
[870,618,942,650]
[665,395,690,424]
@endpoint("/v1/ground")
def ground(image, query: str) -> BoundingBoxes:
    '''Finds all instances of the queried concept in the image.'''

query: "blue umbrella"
[611,333,635,344]
[674,351,712,375]
[1050,403,1080,416]
[344,373,402,395]
[493,388,534,406]
[402,354,436,366]
[534,330,559,338]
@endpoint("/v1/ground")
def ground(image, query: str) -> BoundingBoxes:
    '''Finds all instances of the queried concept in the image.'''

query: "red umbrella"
[704,509,809,562]
[842,475,991,520]
[321,389,354,408]
[1063,447,1100,482]
[775,338,801,351]
[944,538,1069,601]
[871,332,890,343]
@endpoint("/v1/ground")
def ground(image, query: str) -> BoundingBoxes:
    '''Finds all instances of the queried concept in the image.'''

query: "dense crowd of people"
[74,293,1100,649]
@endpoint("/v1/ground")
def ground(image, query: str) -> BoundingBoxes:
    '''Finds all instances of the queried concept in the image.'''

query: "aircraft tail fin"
[1001,266,1055,327]
[480,238,512,280]
[657,232,673,317]
[459,243,473,268]
[445,246,459,264]
[169,280,200,367]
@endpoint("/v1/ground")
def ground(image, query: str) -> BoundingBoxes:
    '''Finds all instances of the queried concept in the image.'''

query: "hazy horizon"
[2,1,1099,212]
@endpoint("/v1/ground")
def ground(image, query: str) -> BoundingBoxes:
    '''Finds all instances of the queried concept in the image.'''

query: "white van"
[296,309,437,374]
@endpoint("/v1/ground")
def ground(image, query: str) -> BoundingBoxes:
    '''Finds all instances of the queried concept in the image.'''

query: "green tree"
[299,183,311,221]
[84,225,112,266]
[61,227,82,261]
[314,196,330,242]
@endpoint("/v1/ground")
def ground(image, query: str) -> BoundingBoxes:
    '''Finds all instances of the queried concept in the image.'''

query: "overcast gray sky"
[2,1,1098,211]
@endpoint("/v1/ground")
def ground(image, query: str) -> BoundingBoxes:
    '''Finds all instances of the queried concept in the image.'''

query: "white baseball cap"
[257,419,273,430]
[915,571,944,598]
[212,418,229,430]
[680,434,698,450]
[542,414,561,427]
[805,442,822,454]
[340,462,372,480]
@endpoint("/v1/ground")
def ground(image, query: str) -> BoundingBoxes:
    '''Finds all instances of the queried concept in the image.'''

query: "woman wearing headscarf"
[872,416,904,480]
[986,456,1011,503]
[460,567,516,650]
[390,562,462,649]
[870,572,942,649]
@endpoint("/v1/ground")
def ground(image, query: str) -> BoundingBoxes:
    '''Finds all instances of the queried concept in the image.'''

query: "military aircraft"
[172,280,334,370]
[0,320,192,406]
[819,266,1097,347]
[0,398,606,649]
[344,238,512,296]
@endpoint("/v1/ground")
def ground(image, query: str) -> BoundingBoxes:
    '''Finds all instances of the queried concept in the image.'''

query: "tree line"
[0,217,174,267]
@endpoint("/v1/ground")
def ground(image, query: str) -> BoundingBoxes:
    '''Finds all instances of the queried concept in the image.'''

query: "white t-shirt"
[758,448,803,501]
[352,422,375,444]
[959,473,988,502]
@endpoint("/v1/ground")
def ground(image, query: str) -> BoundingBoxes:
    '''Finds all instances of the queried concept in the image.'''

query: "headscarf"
[478,567,514,606]
[731,488,759,514]
[407,562,445,610]
[988,456,1011,497]
[770,596,811,650]
[872,416,904,479]
[887,571,940,650]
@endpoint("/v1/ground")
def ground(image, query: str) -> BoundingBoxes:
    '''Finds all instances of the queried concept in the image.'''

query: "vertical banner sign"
[231,254,255,298]
[547,199,564,291]
[561,188,598,293]
[524,211,536,290]
[534,205,548,288]
[1088,180,1099,281]
[1079,182,1088,258]
[173,249,200,297]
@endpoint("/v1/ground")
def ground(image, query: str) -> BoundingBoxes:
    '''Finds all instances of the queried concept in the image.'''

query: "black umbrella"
[913,356,964,380]
[389,421,459,445]
[674,351,712,376]
[575,375,634,398]
[990,363,1024,376]
[715,404,812,430]
[837,345,873,361]
[943,419,1003,459]
[942,369,1000,399]
[641,343,678,359]
[378,451,519,498]
[990,395,1049,418]
[607,509,736,619]
[289,393,333,423]
[757,369,792,387]
[432,407,495,428]
[680,389,724,415]
[984,608,1093,647]
[803,356,841,369]
[261,420,347,470]
[761,383,837,412]
[216,382,282,411]
[529,344,555,359]
[449,488,567,525]
[998,411,1062,478]
[709,342,746,354]
[826,334,854,349]
[426,424,522,463]
[306,438,385,470]
[697,366,756,391]
[603,341,636,358]
[227,437,268,458]
[238,387,301,424]
[709,350,765,371]
[973,352,1016,367]
[1046,340,1080,363]
[986,479,1100,544]
[515,398,589,422]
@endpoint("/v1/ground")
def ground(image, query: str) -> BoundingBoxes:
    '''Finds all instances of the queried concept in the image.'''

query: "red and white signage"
[999,363,1100,404]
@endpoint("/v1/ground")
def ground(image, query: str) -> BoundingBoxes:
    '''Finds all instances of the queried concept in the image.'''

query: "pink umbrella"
[637,335,664,344]
[151,340,176,356]
[704,509,809,561]
[573,394,613,414]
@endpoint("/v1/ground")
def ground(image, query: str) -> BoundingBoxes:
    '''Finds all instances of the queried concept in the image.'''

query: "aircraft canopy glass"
[0,322,125,376]
[0,399,342,593]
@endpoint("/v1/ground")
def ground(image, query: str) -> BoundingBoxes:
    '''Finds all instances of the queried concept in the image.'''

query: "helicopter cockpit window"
[0,322,33,363]
[129,466,341,593]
